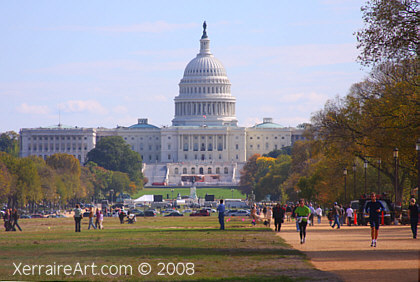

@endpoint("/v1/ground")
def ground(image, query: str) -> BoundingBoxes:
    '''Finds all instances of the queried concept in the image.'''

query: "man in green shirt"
[295,199,311,244]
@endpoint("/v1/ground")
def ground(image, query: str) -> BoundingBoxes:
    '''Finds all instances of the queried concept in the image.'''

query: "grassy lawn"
[133,188,245,200]
[0,216,327,281]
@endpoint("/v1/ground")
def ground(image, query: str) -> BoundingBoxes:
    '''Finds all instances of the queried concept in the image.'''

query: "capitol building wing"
[20,23,305,186]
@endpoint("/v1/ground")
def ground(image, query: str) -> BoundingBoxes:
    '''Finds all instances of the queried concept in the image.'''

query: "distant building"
[20,23,305,186]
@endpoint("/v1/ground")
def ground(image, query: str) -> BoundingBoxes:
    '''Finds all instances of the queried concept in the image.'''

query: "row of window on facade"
[180,85,230,94]
[29,136,88,141]
[185,68,224,75]
[174,167,229,175]
[168,154,239,161]
[249,136,286,140]
[124,136,160,141]
[28,145,88,151]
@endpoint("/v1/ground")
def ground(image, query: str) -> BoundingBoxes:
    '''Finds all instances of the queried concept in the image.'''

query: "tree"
[357,0,419,64]
[46,154,82,203]
[239,154,260,195]
[355,0,419,66]
[0,131,19,157]
[86,136,143,186]
[0,160,11,203]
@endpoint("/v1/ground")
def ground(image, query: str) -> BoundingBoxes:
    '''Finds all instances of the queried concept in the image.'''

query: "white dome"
[172,22,237,127]
[183,55,227,77]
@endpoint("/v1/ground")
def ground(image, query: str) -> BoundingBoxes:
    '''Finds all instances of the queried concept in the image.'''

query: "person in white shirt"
[315,206,323,224]
[346,206,354,226]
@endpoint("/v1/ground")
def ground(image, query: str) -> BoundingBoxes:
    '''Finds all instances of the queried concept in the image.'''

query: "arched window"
[224,167,229,174]
[199,167,204,174]
[216,167,220,174]
[208,167,212,174]
[183,168,187,174]
[191,167,195,174]
[174,168,179,174]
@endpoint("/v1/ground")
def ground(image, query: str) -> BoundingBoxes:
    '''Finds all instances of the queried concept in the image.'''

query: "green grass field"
[0,216,322,281]
[133,187,245,200]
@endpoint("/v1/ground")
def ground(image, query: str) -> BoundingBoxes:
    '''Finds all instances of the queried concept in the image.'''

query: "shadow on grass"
[52,245,302,259]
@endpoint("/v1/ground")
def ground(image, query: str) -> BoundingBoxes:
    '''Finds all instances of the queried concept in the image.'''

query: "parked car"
[360,199,393,225]
[135,210,145,217]
[30,214,44,218]
[226,209,250,217]
[144,210,157,217]
[190,209,210,216]
[164,211,184,217]
[20,215,31,219]
[182,209,192,213]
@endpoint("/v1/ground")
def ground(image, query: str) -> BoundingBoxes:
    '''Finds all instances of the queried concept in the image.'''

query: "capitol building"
[20,23,305,186]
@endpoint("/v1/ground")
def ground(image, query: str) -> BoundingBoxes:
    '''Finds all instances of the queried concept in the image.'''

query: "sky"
[0,0,370,133]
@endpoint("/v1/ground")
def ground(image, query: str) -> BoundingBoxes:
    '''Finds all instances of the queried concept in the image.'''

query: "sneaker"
[300,239,303,244]
[373,241,376,247]
[302,238,305,244]
[370,241,374,247]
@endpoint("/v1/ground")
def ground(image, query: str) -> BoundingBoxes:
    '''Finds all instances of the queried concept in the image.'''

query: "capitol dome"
[172,22,237,127]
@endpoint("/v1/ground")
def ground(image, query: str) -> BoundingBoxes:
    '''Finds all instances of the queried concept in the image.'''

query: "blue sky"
[0,0,369,132]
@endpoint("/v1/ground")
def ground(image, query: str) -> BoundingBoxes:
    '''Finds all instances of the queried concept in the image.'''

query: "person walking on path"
[88,208,97,230]
[73,204,83,232]
[266,206,273,228]
[98,210,104,230]
[272,203,285,232]
[308,203,315,226]
[315,205,323,224]
[217,199,225,230]
[346,206,354,226]
[365,192,385,247]
[292,204,300,232]
[295,199,311,244]
[12,209,22,231]
[251,203,258,226]
[408,198,418,239]
[331,202,341,229]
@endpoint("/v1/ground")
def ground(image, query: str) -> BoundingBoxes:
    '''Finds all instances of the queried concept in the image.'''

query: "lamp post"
[171,189,174,201]
[416,139,420,201]
[353,163,357,199]
[364,159,368,195]
[110,189,114,204]
[231,188,234,199]
[343,168,347,203]
[377,159,381,195]
[393,148,398,204]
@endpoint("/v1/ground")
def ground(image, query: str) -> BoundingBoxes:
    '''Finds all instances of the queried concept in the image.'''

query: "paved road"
[276,219,419,282]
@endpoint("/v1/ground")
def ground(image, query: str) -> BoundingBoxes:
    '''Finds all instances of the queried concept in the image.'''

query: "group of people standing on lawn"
[2,208,22,231]
[73,204,104,232]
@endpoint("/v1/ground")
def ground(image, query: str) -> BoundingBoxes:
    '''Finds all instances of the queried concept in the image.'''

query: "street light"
[343,168,347,203]
[231,188,234,199]
[416,139,420,201]
[171,189,174,201]
[353,163,357,199]
[364,159,368,195]
[393,148,399,205]
[377,159,381,194]
[110,189,114,204]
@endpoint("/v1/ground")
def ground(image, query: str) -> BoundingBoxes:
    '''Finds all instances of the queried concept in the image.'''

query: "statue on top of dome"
[201,21,208,39]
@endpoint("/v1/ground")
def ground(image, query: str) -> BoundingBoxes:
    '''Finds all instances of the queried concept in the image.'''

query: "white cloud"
[16,103,50,115]
[43,21,198,33]
[59,100,108,115]
[112,106,128,114]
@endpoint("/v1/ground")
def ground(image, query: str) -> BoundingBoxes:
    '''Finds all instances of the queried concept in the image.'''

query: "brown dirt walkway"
[275,219,419,282]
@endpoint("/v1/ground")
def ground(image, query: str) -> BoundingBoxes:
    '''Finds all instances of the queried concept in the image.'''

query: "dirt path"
[275,220,419,282]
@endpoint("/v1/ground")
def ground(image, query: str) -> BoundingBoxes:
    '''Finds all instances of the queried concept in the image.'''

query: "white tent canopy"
[134,195,154,202]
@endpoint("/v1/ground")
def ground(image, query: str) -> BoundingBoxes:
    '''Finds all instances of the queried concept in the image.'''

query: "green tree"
[0,160,11,203]
[86,136,143,186]
[239,154,260,195]
[0,131,19,157]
